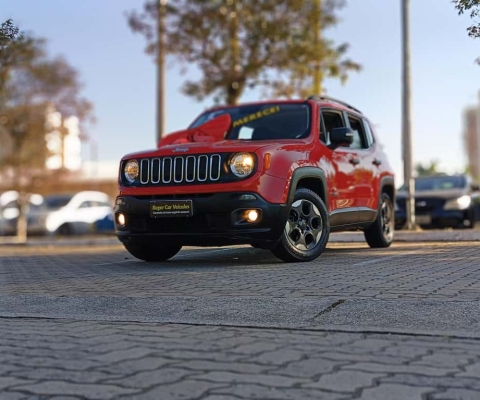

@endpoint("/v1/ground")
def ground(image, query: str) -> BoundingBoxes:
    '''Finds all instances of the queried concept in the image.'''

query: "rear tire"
[364,192,394,248]
[123,242,182,262]
[271,188,330,262]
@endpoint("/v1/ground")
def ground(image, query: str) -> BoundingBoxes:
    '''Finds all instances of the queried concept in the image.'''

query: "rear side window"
[363,119,375,147]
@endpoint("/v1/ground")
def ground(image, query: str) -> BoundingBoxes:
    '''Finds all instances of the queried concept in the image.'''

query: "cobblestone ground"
[0,232,480,399]
[1,241,480,301]
[2,319,480,400]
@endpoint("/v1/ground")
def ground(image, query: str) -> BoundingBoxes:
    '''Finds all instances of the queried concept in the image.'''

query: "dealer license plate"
[150,200,193,218]
[415,214,432,225]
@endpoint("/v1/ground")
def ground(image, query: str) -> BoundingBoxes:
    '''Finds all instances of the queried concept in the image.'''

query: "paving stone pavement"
[2,318,480,400]
[0,230,480,399]
[1,241,480,302]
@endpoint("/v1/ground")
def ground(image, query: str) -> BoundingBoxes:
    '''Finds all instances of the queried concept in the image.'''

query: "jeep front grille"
[137,154,223,186]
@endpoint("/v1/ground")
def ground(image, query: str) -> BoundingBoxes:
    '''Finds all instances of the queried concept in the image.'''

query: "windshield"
[44,195,73,209]
[189,103,311,140]
[400,176,467,192]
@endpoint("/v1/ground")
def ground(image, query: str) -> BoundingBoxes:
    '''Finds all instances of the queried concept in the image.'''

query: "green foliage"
[454,0,480,39]
[415,160,444,177]
[0,20,93,185]
[127,0,361,105]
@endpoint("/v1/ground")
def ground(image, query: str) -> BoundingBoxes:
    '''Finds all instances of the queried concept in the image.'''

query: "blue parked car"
[395,174,480,229]
[95,213,115,233]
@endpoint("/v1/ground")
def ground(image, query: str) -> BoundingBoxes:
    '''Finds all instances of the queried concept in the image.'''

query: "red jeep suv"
[114,96,395,262]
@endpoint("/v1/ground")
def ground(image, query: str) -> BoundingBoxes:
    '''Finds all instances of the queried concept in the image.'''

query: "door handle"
[349,158,360,165]
[372,158,382,166]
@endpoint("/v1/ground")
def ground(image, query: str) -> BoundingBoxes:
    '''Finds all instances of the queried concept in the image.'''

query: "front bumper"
[114,192,288,247]
[395,208,473,229]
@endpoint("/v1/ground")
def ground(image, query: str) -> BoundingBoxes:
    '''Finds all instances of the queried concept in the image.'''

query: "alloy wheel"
[381,198,394,241]
[285,199,324,251]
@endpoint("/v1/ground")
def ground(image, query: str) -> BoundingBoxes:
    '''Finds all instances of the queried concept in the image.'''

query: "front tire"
[364,192,394,248]
[465,208,476,229]
[57,223,73,236]
[123,242,182,262]
[271,188,330,262]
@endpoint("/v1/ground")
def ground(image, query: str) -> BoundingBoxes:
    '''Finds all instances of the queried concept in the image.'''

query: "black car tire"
[466,209,476,229]
[57,223,73,236]
[364,192,394,248]
[123,242,182,262]
[271,188,330,263]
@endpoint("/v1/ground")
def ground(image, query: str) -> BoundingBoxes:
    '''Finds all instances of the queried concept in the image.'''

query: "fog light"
[117,213,126,227]
[247,210,259,222]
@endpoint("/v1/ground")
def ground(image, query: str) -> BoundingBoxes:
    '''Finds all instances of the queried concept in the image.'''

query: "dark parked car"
[395,175,480,229]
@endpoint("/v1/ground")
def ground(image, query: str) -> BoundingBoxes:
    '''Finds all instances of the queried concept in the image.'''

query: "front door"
[321,108,358,226]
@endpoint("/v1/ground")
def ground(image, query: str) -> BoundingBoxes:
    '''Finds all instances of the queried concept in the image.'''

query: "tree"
[127,0,361,105]
[415,160,443,176]
[0,20,94,241]
[454,0,480,39]
[454,0,480,63]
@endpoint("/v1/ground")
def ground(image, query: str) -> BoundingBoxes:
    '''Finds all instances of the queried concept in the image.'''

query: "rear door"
[345,113,376,217]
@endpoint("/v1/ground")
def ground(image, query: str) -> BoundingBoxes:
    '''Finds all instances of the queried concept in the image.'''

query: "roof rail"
[307,95,362,114]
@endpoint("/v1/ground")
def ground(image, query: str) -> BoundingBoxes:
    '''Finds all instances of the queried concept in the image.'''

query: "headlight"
[444,195,471,210]
[229,152,255,177]
[124,159,139,183]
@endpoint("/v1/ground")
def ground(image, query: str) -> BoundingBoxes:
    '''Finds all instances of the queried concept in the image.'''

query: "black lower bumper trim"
[114,192,287,247]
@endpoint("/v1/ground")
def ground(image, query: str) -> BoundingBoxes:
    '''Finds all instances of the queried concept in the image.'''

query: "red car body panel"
[116,98,395,245]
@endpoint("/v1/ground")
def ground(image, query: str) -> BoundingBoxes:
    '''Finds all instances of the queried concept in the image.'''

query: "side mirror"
[471,183,480,192]
[329,127,354,149]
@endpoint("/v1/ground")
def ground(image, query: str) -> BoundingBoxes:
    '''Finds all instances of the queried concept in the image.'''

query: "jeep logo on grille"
[416,201,427,207]
[173,147,189,153]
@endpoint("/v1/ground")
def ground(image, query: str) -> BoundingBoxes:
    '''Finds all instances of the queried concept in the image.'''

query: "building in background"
[463,92,480,183]
[0,104,118,199]
[44,105,82,171]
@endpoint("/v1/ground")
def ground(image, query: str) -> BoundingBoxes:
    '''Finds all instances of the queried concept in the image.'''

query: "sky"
[2,0,480,183]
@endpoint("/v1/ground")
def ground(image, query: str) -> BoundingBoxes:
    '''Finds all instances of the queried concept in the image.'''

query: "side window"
[363,119,375,147]
[347,114,368,150]
[321,110,346,145]
[97,201,112,208]
[78,201,93,209]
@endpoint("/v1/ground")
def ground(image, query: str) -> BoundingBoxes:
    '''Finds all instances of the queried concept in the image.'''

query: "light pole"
[157,0,167,145]
[401,0,415,230]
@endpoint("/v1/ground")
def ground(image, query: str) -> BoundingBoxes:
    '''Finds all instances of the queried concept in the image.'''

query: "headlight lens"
[124,160,139,183]
[444,195,471,210]
[229,153,255,177]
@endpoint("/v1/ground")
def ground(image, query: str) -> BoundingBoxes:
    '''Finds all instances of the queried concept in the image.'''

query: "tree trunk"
[226,85,242,105]
[313,0,322,95]
[227,0,241,105]
[15,192,28,243]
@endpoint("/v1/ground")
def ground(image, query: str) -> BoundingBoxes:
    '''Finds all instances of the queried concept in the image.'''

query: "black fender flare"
[379,175,396,204]
[286,167,328,209]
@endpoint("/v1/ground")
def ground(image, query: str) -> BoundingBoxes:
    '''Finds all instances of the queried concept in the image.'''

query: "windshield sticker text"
[232,106,281,128]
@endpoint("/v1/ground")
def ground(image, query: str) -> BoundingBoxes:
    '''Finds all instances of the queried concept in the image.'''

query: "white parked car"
[42,191,114,235]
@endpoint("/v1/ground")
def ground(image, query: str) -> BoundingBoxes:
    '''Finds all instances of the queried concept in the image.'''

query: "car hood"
[122,140,273,160]
[396,188,468,199]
